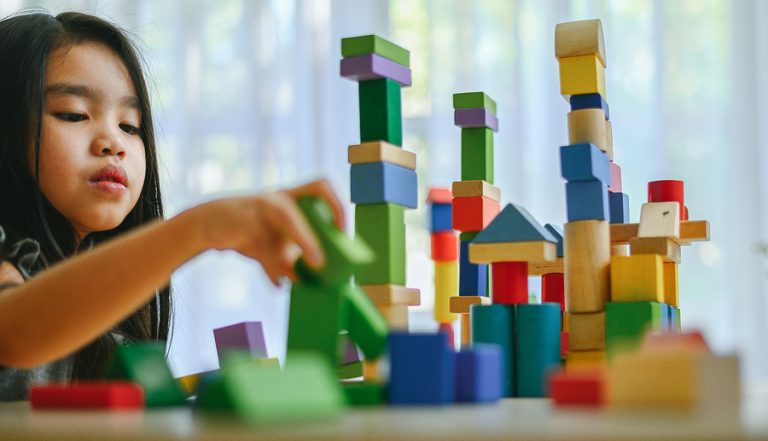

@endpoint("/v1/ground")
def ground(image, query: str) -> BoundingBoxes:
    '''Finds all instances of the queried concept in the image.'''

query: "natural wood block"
[460,313,471,347]
[610,255,664,303]
[449,295,491,314]
[629,237,681,263]
[604,120,614,161]
[434,262,458,323]
[569,312,606,351]
[638,202,681,240]
[360,284,420,306]
[559,54,607,99]
[564,220,610,313]
[528,258,564,275]
[451,180,501,202]
[610,220,710,245]
[611,244,629,256]
[470,241,556,264]
[664,262,679,307]
[348,141,416,170]
[566,350,607,372]
[555,19,607,67]
[378,304,409,330]
[568,108,608,155]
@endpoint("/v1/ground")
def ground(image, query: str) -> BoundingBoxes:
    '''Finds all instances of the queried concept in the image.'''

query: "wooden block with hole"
[638,202,681,240]
[610,255,664,303]
[629,237,681,263]
[451,180,500,201]
[610,220,710,245]
[348,141,416,170]
[555,19,607,67]
[564,220,610,313]
[360,284,420,306]
[450,295,491,314]
[434,262,458,323]
[569,312,606,351]
[664,262,680,307]
[566,350,607,372]
[568,109,609,158]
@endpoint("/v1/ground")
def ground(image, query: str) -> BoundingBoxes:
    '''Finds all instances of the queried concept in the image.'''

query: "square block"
[30,382,144,410]
[431,231,459,261]
[452,196,500,232]
[452,180,500,201]
[350,162,417,208]
[565,180,609,221]
[638,202,681,239]
[341,34,410,67]
[461,128,494,183]
[542,272,565,311]
[570,93,609,120]
[566,350,607,372]
[459,240,488,296]
[568,108,608,156]
[609,192,630,224]
[470,304,516,397]
[559,54,607,98]
[455,344,503,403]
[453,91,497,115]
[454,108,499,132]
[560,143,610,184]
[568,312,605,351]
[609,161,622,192]
[550,370,605,407]
[629,236,681,263]
[288,282,347,367]
[355,204,406,285]
[449,295,491,314]
[430,203,452,233]
[359,78,402,146]
[664,262,680,307]
[388,333,455,405]
[340,53,412,86]
[214,321,269,363]
[555,19,607,67]
[605,301,665,356]
[104,343,186,407]
[434,262,459,323]
[491,261,528,304]
[610,254,664,303]
[515,303,562,397]
[348,141,416,170]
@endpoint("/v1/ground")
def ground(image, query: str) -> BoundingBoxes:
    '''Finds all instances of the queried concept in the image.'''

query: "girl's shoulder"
[0,223,42,280]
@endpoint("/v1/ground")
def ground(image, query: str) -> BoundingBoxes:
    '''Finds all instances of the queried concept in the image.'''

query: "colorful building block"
[388,333,455,405]
[629,236,681,263]
[449,295,491,314]
[559,54,607,98]
[350,162,417,208]
[609,161,622,192]
[30,382,144,410]
[213,321,268,363]
[564,220,610,313]
[360,284,420,306]
[453,91,497,115]
[669,305,681,331]
[461,128,494,183]
[567,108,608,156]
[515,303,562,397]
[455,344,503,403]
[610,254,664,303]
[359,78,402,145]
[459,240,488,296]
[549,369,605,407]
[470,304,515,397]
[568,311,605,351]
[559,143,610,184]
[555,19,607,67]
[348,141,416,170]
[287,282,347,367]
[648,180,685,220]
[342,382,386,406]
[430,203,452,232]
[609,191,630,224]
[565,180,609,221]
[469,203,558,264]
[345,283,390,359]
[104,343,186,407]
[340,53,412,86]
[664,262,680,307]
[542,273,565,311]
[452,180,500,201]
[454,108,499,132]
[604,119,614,160]
[452,196,500,232]
[544,224,564,257]
[434,262,458,323]
[605,301,665,356]
[427,187,453,204]
[342,35,410,67]
[561,332,570,358]
[355,203,405,285]
[637,202,681,239]
[570,93,609,120]
[491,261,528,304]
[431,231,458,261]
[566,350,607,372]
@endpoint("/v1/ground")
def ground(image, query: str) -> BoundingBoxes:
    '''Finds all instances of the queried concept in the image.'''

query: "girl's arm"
[0,180,343,368]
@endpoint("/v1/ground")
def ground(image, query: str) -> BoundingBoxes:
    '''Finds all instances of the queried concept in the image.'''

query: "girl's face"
[34,41,146,241]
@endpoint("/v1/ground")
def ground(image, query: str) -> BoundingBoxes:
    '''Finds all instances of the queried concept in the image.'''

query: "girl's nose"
[91,134,126,159]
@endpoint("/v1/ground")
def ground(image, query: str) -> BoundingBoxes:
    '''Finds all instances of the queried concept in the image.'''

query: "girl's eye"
[119,124,141,136]
[56,113,86,122]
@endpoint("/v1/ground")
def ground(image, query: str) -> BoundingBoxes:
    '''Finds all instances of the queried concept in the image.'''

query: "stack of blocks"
[342,35,420,337]
[448,92,501,346]
[428,187,458,344]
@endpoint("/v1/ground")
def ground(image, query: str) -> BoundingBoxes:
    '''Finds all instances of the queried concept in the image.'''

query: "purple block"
[455,344,503,403]
[213,321,268,362]
[454,108,499,132]
[340,53,412,87]
[341,333,361,364]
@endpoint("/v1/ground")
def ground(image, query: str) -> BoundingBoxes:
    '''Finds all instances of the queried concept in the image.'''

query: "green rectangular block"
[605,301,664,357]
[515,304,561,398]
[470,304,515,397]
[461,128,494,183]
[342,382,386,406]
[359,79,402,146]
[287,282,349,368]
[453,92,497,115]
[342,35,410,67]
[345,283,389,360]
[337,361,364,379]
[354,203,406,285]
[104,343,186,407]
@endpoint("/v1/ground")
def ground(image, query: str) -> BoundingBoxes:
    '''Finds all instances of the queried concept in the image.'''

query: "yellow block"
[363,359,381,382]
[434,262,458,323]
[563,312,570,332]
[610,254,664,303]
[569,311,606,351]
[559,54,606,99]
[177,373,202,396]
[664,262,679,307]
[566,350,607,372]
[460,313,471,347]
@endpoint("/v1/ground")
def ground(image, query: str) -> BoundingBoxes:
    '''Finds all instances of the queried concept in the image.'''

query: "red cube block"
[30,382,144,410]
[491,261,528,304]
[451,196,500,232]
[542,273,565,311]
[549,369,605,407]
[431,231,458,262]
[648,180,684,220]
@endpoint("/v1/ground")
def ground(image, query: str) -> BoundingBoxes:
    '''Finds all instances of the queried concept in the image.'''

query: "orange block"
[451,196,500,232]
[431,231,458,261]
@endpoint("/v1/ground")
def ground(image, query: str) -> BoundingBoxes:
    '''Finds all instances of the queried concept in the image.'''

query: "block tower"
[448,93,501,346]
[427,187,458,344]
[341,35,420,332]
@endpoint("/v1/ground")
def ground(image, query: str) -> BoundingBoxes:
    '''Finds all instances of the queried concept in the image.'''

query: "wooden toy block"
[460,313,471,347]
[455,344,503,403]
[461,128,494,183]
[568,311,606,351]
[544,224,564,257]
[542,272,565,311]
[565,180,609,221]
[638,202,681,240]
[340,54,412,86]
[218,352,280,370]
[567,108,608,156]
[348,141,416,170]
[641,331,707,353]
[561,332,570,358]
[469,203,558,264]
[453,92,497,115]
[177,371,209,396]
[363,359,381,382]
[611,243,629,256]
[104,343,186,407]
[610,219,710,245]
[609,161,622,192]
[684,205,689,221]
[570,93,609,119]
[451,180,500,201]
[427,187,453,204]
[341,34,410,67]
[360,284,420,306]
[378,304,409,330]
[30,382,144,410]
[359,78,402,146]
[460,231,479,241]
[609,191,630,224]
[515,303,562,397]
[287,282,347,367]
[610,254,664,303]
[563,311,570,331]
[388,332,456,404]
[342,381,386,406]
[430,203,452,233]
[559,143,610,184]
[470,241,556,265]
[629,236,681,263]
[355,203,405,285]
[434,262,458,323]
[452,196,500,232]
[337,361,364,379]
[471,304,516,397]
[491,261,529,304]
[559,55,607,99]
[431,231,458,261]
[340,333,361,364]
[555,19,607,67]
[438,322,455,349]
[549,369,605,407]
[459,240,488,296]
[648,180,685,220]
[454,108,499,132]
[529,258,564,275]
[566,350,607,372]
[564,220,610,313]
[450,295,491,314]
[664,262,680,307]
[213,321,268,364]
[346,283,390,360]
[605,301,664,356]
[350,162,417,208]
[605,120,614,160]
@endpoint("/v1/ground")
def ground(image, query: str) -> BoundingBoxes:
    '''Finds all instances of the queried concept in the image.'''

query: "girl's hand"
[194,179,345,286]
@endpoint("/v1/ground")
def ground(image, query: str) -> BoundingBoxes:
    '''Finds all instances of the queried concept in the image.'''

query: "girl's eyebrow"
[46,82,140,110]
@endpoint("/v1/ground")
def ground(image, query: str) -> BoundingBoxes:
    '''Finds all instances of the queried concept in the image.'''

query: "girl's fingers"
[286,179,346,230]
[268,196,325,269]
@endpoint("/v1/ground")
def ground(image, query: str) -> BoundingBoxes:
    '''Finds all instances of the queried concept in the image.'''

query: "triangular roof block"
[544,224,564,257]
[472,204,556,244]
[427,187,452,204]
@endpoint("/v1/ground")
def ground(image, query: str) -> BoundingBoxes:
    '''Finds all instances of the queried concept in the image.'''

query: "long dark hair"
[0,11,171,380]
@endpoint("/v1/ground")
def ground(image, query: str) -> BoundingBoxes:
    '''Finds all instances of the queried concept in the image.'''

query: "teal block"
[461,128,494,183]
[472,203,556,245]
[359,79,402,145]
[346,283,389,360]
[354,204,406,285]
[515,303,561,397]
[287,282,348,367]
[544,224,564,257]
[470,304,515,397]
[605,301,665,357]
[104,343,187,407]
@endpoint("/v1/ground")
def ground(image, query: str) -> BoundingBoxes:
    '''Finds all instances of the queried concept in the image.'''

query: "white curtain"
[1,0,766,387]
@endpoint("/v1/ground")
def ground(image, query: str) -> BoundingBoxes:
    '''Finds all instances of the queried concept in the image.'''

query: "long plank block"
[359,78,402,146]
[30,382,144,410]
[348,141,416,170]
[341,35,410,67]
[564,220,610,313]
[470,241,557,264]
[629,237,681,263]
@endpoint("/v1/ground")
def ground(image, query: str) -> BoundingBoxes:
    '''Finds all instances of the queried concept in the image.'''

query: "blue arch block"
[350,162,417,208]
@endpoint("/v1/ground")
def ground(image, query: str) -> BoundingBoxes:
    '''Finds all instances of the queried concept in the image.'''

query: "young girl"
[0,11,343,401]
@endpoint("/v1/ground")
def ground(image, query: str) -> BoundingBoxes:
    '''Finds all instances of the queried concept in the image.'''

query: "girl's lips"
[88,180,127,195]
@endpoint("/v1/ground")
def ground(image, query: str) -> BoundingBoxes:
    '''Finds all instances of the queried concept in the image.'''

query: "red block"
[549,369,605,407]
[451,196,500,232]
[683,206,689,221]
[438,322,455,351]
[648,180,684,220]
[427,187,453,204]
[431,231,458,262]
[561,332,570,359]
[542,273,565,311]
[30,382,144,410]
[609,162,622,193]
[491,262,528,304]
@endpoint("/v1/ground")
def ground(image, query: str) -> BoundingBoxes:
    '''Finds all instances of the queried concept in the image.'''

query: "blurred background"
[1,0,766,389]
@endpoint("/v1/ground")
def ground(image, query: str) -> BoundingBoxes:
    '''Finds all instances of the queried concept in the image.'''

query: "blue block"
[560,143,610,184]
[388,333,455,405]
[470,304,515,397]
[544,224,564,258]
[515,303,561,397]
[350,162,417,208]
[565,180,609,221]
[669,306,681,332]
[430,203,452,232]
[459,240,487,296]
[471,203,556,245]
[455,344,503,403]
[609,191,630,224]
[570,93,609,120]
